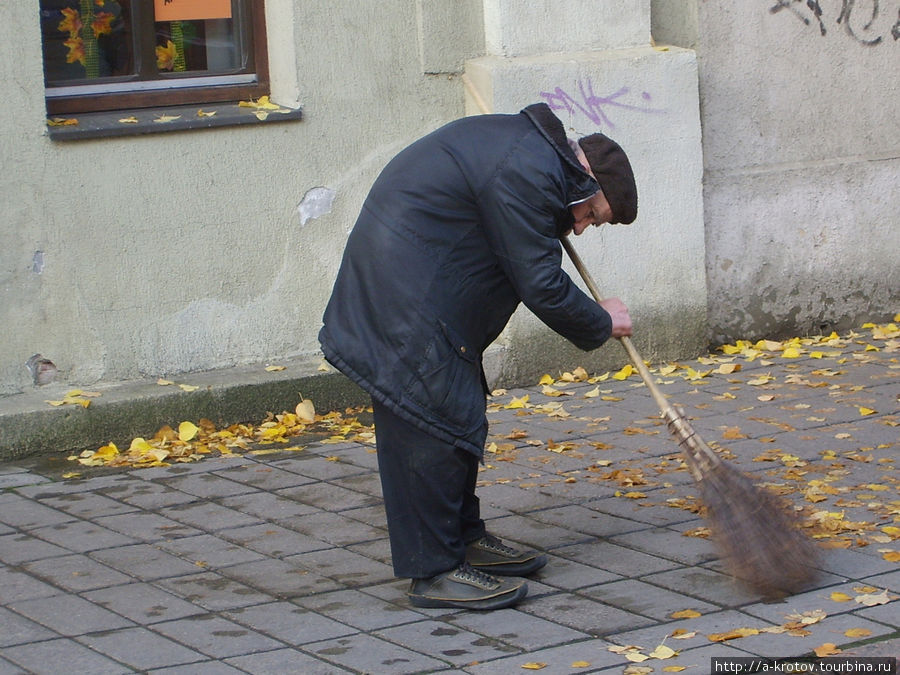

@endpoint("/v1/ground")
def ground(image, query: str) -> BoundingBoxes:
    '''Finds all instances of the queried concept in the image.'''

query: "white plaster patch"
[297,187,336,227]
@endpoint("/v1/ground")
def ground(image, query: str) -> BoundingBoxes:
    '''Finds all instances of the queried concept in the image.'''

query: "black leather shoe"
[407,562,527,610]
[466,534,548,576]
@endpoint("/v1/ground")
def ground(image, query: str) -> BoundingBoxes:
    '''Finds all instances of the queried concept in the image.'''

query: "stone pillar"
[468,0,707,383]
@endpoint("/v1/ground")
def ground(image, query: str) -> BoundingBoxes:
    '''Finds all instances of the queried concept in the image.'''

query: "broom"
[460,75,819,597]
[560,236,820,598]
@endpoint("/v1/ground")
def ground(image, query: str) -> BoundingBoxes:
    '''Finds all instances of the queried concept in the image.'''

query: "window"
[39,0,269,115]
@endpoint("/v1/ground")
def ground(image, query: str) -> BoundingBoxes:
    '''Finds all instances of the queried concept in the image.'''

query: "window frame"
[44,0,269,116]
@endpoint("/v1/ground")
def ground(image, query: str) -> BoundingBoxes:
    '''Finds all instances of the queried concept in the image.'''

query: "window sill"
[46,101,303,141]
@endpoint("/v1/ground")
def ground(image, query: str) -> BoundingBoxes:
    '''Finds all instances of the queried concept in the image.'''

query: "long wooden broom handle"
[560,236,673,416]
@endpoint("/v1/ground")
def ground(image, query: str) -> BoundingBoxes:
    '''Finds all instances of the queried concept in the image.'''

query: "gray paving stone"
[212,463,318,489]
[640,566,763,607]
[858,570,900,593]
[815,547,899,580]
[285,547,395,588]
[0,494,77,530]
[98,480,197,509]
[607,526,719,566]
[841,636,900,657]
[28,519,139,553]
[532,554,623,591]
[304,632,447,674]
[226,647,355,674]
[520,591,655,637]
[0,473,50,489]
[553,540,684,578]
[84,582,204,624]
[156,533,267,568]
[147,661,244,674]
[0,606,59,647]
[10,593,135,636]
[225,601,356,643]
[583,494,702,527]
[128,456,253,480]
[0,534,69,565]
[34,492,139,519]
[283,510,388,547]
[1,638,133,675]
[608,608,776,653]
[483,513,596,551]
[216,557,342,598]
[90,543,202,580]
[376,618,520,667]
[218,522,331,557]
[586,577,720,621]
[740,580,889,623]
[154,572,273,611]
[330,471,383,499]
[0,566,62,603]
[76,626,207,671]
[448,608,590,651]
[218,490,320,522]
[271,454,368,481]
[94,511,203,542]
[152,614,284,659]
[528,505,653,539]
[727,614,893,657]
[296,588,425,631]
[158,472,260,499]
[22,553,131,592]
[276,481,381,511]
[463,636,624,674]
[158,500,263,531]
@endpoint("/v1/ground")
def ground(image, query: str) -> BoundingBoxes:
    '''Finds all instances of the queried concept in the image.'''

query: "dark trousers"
[372,399,486,579]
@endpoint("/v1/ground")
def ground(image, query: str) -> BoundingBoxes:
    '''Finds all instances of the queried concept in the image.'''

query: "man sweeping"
[319,102,638,610]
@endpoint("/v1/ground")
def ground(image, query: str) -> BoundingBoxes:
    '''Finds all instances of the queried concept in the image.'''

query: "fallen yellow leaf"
[612,364,634,380]
[296,398,316,423]
[521,663,546,670]
[830,592,853,602]
[813,643,842,657]
[178,421,199,442]
[670,609,701,619]
[844,628,872,638]
[649,645,676,659]
[708,628,759,642]
[570,662,590,668]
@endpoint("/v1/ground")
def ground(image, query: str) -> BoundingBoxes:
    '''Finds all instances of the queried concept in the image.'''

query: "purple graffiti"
[539,80,666,131]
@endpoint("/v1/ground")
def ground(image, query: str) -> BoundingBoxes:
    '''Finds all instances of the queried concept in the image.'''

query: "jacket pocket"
[403,320,484,432]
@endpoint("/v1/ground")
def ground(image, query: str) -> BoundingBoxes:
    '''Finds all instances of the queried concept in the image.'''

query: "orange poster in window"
[154,0,232,22]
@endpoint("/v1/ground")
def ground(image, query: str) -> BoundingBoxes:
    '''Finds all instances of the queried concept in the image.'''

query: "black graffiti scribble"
[770,0,900,43]
[770,0,827,35]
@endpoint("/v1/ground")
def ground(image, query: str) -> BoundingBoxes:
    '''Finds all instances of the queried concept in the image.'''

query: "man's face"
[569,142,614,235]
[569,190,613,235]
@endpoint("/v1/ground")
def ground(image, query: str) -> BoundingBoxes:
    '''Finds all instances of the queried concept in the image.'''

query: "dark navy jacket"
[319,103,614,457]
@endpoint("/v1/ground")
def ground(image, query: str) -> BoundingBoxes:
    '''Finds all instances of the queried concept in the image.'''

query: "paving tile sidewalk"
[0,333,897,674]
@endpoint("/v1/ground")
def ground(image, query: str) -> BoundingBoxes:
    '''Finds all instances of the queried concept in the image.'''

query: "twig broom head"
[667,406,821,599]
[696,460,821,599]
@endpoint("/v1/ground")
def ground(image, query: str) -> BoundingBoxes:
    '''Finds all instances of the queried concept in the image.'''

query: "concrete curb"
[0,359,368,463]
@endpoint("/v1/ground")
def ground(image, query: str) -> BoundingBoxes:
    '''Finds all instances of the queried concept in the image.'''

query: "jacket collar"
[521,103,599,205]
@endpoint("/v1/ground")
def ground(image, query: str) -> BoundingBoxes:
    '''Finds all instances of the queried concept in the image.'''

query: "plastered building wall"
[1,1,895,401]
[653,0,899,342]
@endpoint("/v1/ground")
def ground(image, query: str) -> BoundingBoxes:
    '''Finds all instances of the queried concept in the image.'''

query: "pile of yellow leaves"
[68,398,374,470]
